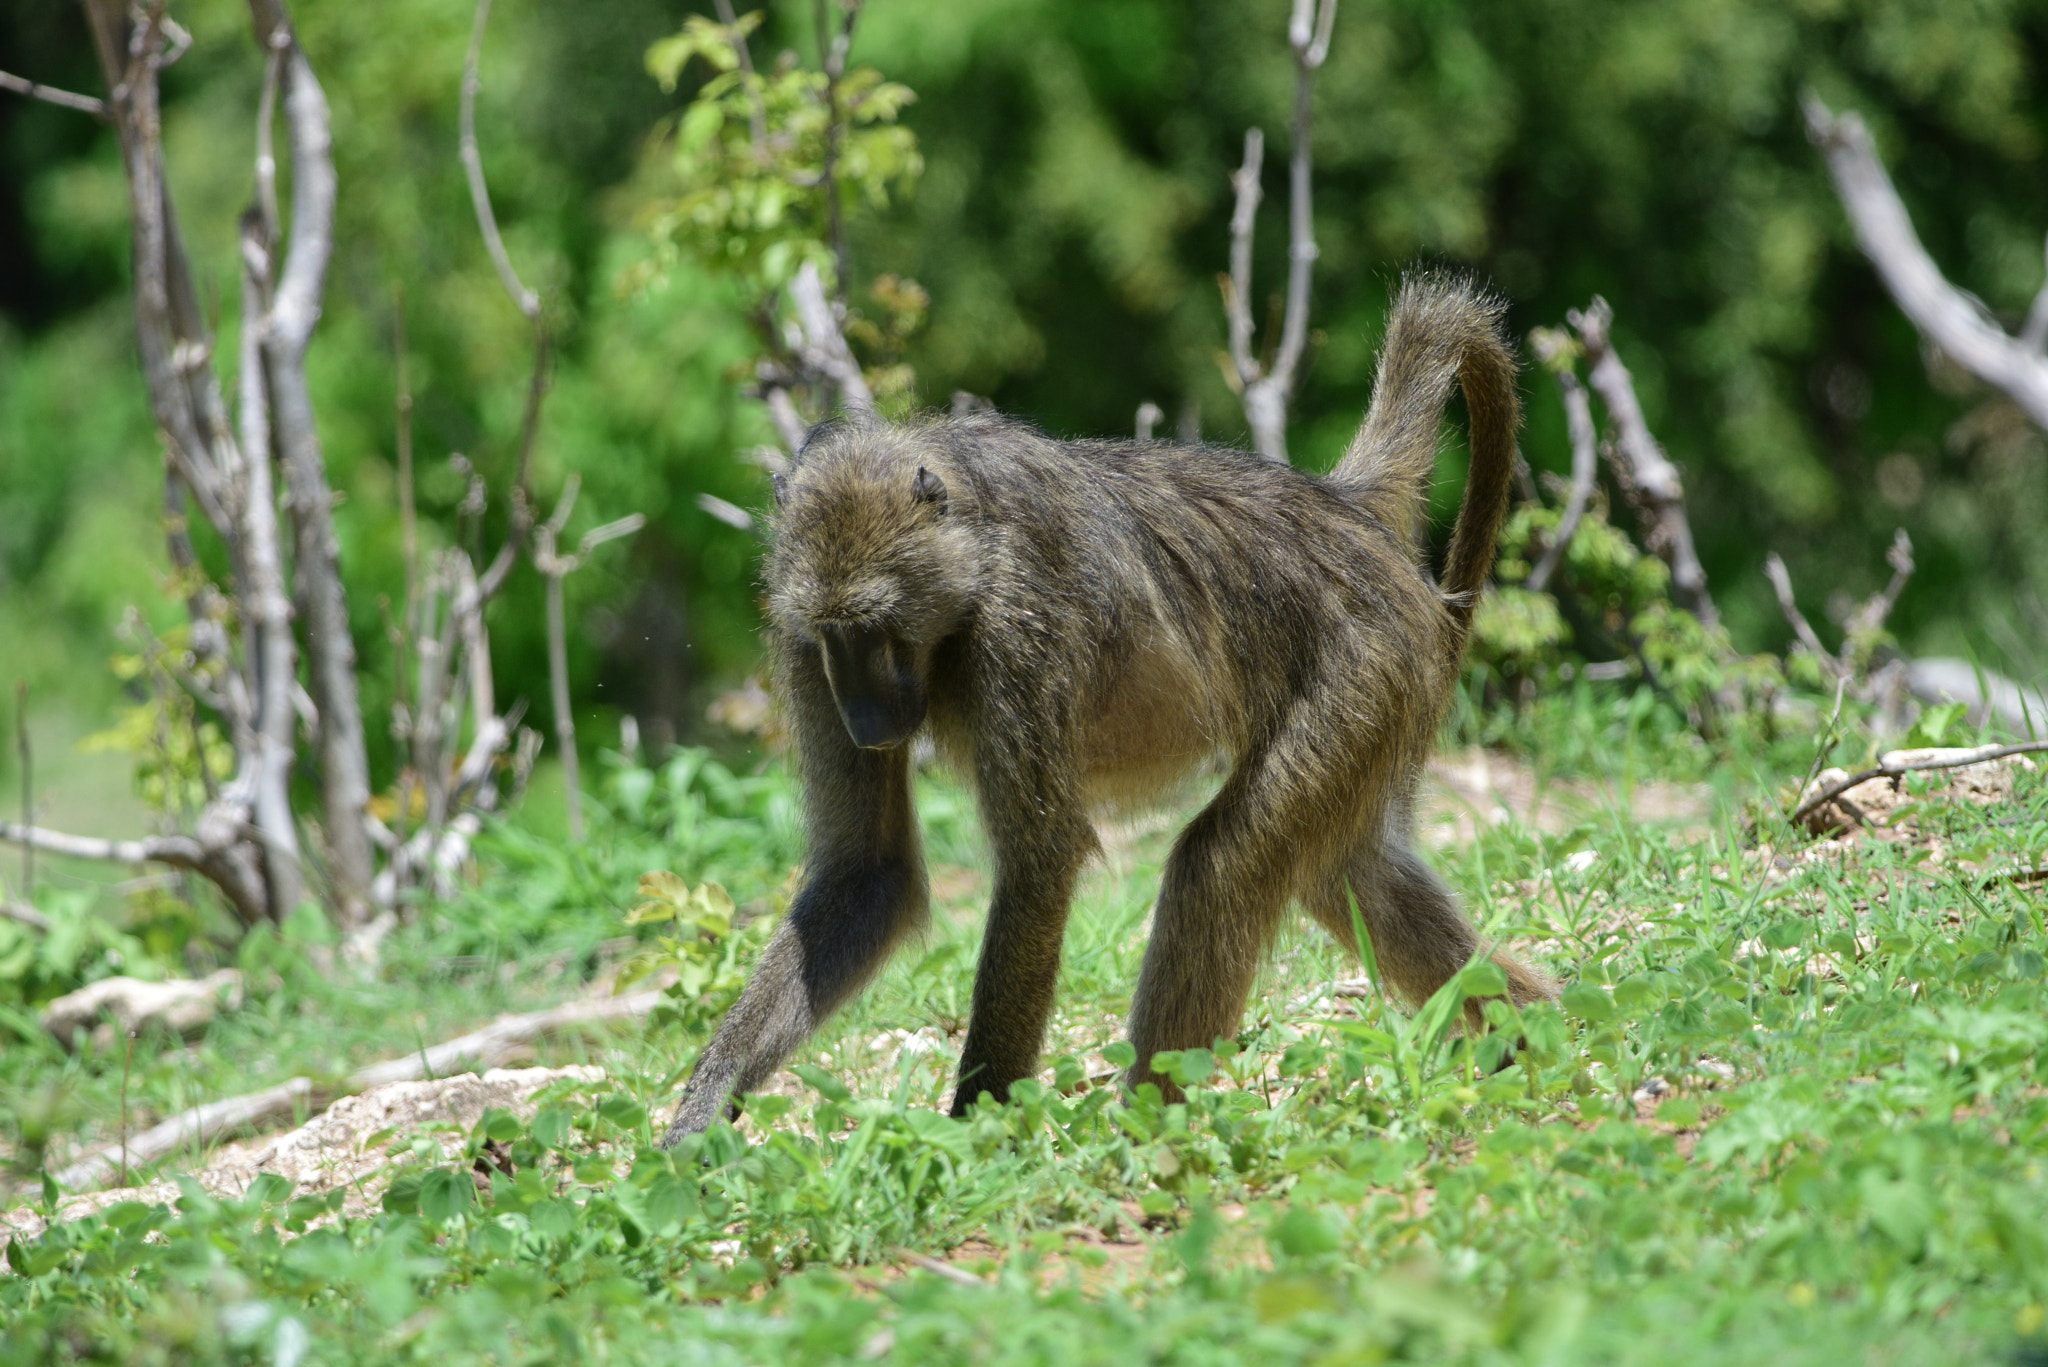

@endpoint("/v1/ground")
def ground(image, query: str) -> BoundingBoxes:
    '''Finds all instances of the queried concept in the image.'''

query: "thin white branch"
[1526,328,1598,594]
[531,479,643,843]
[1221,0,1333,465]
[572,514,647,561]
[236,60,302,919]
[698,492,754,530]
[1272,0,1331,393]
[1223,128,1264,389]
[56,1078,318,1193]
[459,0,539,320]
[1135,402,1163,442]
[1764,553,1835,670]
[761,382,809,457]
[1805,93,2048,430]
[1843,527,1915,644]
[0,821,207,870]
[1790,740,2048,827]
[0,69,108,119]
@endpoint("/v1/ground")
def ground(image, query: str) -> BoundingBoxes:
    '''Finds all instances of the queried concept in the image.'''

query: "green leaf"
[530,1107,572,1150]
[1269,1206,1343,1258]
[789,1063,852,1103]
[901,1108,973,1164]
[1561,982,1615,1024]
[419,1167,474,1224]
[597,1095,648,1131]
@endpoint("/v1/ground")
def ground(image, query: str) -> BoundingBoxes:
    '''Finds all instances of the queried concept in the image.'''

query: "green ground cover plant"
[4,700,2047,1365]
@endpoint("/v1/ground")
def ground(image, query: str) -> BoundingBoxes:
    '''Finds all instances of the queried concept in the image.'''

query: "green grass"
[4,712,2048,1365]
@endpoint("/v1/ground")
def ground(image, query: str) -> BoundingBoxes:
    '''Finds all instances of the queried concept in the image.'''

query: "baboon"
[660,271,1556,1145]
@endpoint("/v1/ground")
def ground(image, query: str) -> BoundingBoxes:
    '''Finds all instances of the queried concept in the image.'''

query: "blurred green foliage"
[2,0,2045,800]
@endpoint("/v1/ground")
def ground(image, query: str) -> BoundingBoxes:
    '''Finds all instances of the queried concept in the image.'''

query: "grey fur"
[660,271,1555,1144]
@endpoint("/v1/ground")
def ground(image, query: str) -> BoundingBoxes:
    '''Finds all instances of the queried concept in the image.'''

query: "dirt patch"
[4,1066,604,1243]
[1420,747,1712,846]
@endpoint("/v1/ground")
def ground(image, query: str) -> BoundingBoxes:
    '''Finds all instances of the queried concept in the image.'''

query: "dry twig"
[0,69,108,119]
[1788,740,2048,828]
[1567,298,1718,629]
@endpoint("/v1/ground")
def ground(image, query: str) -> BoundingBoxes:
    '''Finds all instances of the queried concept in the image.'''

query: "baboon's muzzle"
[817,624,927,750]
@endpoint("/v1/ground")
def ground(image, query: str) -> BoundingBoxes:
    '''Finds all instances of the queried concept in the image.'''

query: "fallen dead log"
[54,988,664,1191]
[42,970,244,1048]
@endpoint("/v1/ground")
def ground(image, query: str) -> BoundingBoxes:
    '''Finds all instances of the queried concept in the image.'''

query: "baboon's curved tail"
[1327,272,1521,620]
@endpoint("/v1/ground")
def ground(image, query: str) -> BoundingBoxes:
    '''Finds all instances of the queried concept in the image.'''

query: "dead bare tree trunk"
[249,0,374,927]
[2,0,575,937]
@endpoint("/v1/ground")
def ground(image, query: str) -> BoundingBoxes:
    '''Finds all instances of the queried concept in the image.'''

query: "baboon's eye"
[912,466,947,512]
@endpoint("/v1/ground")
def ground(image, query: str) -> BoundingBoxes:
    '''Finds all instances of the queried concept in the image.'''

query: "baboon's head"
[765,424,982,750]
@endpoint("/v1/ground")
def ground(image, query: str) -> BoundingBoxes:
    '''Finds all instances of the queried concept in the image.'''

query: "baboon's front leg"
[661,654,927,1147]
[949,788,1094,1116]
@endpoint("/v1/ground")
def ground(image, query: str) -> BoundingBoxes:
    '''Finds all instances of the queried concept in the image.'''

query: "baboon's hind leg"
[1125,722,1364,1101]
[1307,834,1555,1023]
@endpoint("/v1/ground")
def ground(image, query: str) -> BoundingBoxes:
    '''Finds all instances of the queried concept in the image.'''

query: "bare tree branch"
[1763,553,1834,667]
[236,44,303,918]
[459,0,551,605]
[1805,93,2048,430]
[760,381,810,456]
[1220,0,1335,464]
[1135,402,1163,442]
[459,0,538,320]
[1568,297,1719,629]
[1273,0,1332,391]
[1789,740,2048,828]
[789,259,874,413]
[0,804,268,927]
[697,492,754,529]
[1222,128,1264,391]
[2021,233,2048,354]
[1843,528,1915,644]
[1525,328,1598,594]
[54,990,664,1191]
[0,69,108,119]
[1,900,50,933]
[533,479,645,842]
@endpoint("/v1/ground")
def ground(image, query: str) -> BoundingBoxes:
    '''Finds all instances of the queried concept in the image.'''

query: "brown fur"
[660,271,1556,1144]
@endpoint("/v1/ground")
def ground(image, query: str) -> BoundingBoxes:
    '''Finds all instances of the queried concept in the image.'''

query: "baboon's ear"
[772,472,789,508]
[912,466,947,513]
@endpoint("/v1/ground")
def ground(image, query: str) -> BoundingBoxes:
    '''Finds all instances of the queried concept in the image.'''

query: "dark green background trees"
[3,0,2044,770]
